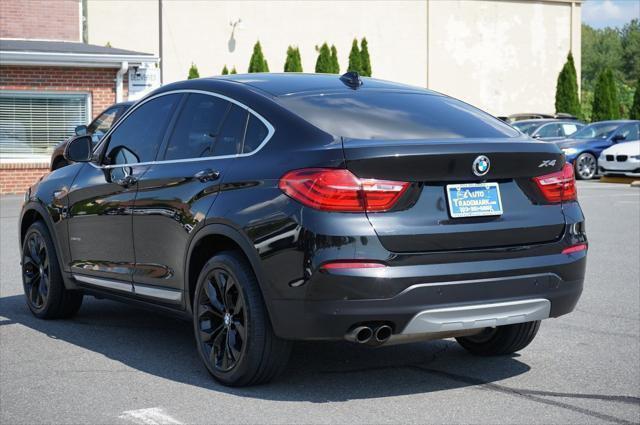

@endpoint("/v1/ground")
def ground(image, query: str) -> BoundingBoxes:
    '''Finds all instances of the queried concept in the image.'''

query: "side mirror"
[611,134,626,143]
[532,134,541,139]
[75,125,88,136]
[64,136,93,163]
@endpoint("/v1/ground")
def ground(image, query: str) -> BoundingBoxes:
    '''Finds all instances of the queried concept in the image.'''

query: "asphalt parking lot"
[1,181,639,425]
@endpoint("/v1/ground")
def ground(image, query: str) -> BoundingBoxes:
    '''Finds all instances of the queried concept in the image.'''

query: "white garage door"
[0,92,89,161]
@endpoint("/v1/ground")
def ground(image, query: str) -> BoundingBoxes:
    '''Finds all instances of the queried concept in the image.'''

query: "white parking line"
[119,408,183,425]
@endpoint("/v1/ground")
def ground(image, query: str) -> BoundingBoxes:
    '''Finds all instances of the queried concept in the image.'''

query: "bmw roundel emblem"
[472,155,490,177]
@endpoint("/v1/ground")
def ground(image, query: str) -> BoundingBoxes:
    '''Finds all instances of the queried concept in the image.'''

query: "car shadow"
[0,293,531,402]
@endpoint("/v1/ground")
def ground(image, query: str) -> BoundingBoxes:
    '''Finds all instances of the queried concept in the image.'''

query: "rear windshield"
[278,91,519,140]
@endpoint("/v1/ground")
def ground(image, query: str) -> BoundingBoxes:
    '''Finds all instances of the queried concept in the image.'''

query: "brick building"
[0,0,158,194]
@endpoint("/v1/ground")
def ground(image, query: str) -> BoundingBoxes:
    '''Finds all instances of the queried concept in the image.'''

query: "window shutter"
[0,93,89,159]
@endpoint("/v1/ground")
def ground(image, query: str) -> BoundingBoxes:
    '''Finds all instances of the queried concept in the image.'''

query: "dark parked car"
[50,101,134,170]
[499,113,579,123]
[19,73,586,387]
[555,120,640,180]
[512,119,585,141]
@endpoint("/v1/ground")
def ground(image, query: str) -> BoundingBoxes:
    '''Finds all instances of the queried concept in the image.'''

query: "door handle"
[116,175,137,187]
[194,169,220,182]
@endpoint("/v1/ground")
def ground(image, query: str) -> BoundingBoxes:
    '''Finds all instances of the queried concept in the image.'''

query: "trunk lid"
[342,138,567,252]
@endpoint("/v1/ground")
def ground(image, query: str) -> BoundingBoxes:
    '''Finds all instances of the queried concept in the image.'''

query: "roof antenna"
[340,71,363,90]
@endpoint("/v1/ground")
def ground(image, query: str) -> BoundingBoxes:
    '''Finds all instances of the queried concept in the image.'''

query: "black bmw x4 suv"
[19,73,586,386]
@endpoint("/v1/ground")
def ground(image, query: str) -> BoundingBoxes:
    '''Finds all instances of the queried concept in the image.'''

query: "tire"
[193,251,292,386]
[21,221,83,319]
[455,321,541,356]
[574,152,597,180]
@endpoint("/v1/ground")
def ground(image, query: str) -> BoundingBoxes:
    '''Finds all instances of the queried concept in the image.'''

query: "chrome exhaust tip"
[374,325,392,343]
[346,326,373,344]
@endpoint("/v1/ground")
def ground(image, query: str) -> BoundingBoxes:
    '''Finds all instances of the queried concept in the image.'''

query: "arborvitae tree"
[360,37,371,76]
[630,76,640,119]
[592,68,618,121]
[284,46,303,72]
[315,43,332,73]
[188,63,200,79]
[248,41,269,73]
[555,52,581,117]
[230,67,237,74]
[348,39,362,74]
[606,68,621,119]
[330,45,339,74]
[221,65,229,75]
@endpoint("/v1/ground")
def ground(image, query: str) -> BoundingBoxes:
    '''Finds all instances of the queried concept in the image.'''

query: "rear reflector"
[321,261,386,270]
[562,243,588,254]
[279,168,409,212]
[533,163,577,203]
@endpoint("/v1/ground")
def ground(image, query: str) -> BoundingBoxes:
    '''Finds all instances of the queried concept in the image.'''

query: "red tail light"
[533,163,577,203]
[320,261,386,270]
[279,168,409,212]
[562,243,588,254]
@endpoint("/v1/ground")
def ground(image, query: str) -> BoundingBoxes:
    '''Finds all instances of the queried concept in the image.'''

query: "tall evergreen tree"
[555,52,581,117]
[315,43,332,73]
[630,76,640,119]
[284,46,303,72]
[348,39,362,74]
[221,65,229,75]
[605,68,621,119]
[592,68,617,121]
[330,45,339,74]
[360,37,371,77]
[248,41,269,73]
[188,63,200,79]
[230,66,237,74]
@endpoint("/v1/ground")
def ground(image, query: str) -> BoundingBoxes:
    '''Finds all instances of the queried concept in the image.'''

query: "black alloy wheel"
[196,268,247,372]
[22,231,50,310]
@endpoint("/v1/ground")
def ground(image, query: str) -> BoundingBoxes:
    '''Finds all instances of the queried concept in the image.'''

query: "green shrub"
[555,52,581,117]
[230,67,237,74]
[630,76,640,119]
[315,43,332,73]
[330,45,339,74]
[284,46,303,72]
[188,63,200,79]
[592,68,619,121]
[348,39,361,74]
[248,41,269,73]
[360,38,371,76]
[221,65,229,75]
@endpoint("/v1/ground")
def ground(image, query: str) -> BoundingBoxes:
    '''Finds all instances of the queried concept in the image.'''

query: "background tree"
[248,41,269,73]
[230,67,237,74]
[221,65,229,75]
[621,19,640,84]
[348,39,361,74]
[630,77,640,119]
[555,52,581,117]
[330,45,339,74]
[188,63,200,79]
[315,43,332,73]
[284,46,303,72]
[592,68,618,121]
[360,38,371,76]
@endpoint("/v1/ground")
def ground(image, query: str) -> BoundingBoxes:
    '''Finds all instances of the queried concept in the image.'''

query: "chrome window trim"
[90,89,275,169]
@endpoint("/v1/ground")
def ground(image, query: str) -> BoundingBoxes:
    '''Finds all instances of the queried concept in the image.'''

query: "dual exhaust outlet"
[346,324,393,345]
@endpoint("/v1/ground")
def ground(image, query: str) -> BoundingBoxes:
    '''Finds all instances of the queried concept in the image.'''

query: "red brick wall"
[0,163,49,195]
[0,0,80,41]
[0,65,118,117]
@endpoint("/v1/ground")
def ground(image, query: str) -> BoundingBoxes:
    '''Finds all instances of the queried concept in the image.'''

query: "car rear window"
[278,91,519,140]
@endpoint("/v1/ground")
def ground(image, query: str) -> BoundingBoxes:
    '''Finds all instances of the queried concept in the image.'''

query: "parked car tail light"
[561,243,588,255]
[532,163,577,203]
[279,168,409,212]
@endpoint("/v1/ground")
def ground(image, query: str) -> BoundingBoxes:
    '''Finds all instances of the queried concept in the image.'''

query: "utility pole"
[159,0,163,84]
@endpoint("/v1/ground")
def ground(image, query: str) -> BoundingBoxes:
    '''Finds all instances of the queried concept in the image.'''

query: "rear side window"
[164,94,230,160]
[215,105,248,156]
[243,114,268,153]
[104,94,180,164]
[278,92,519,140]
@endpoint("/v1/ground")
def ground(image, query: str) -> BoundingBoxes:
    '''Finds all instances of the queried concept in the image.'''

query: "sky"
[582,0,640,29]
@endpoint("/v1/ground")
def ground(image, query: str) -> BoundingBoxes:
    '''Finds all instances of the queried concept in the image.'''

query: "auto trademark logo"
[472,155,490,177]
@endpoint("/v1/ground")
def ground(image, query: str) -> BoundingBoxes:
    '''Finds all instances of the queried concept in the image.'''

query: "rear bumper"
[270,252,586,341]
